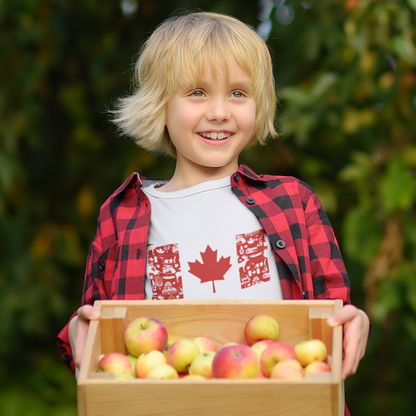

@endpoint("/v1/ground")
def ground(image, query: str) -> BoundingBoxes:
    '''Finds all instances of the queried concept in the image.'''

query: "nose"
[206,97,231,122]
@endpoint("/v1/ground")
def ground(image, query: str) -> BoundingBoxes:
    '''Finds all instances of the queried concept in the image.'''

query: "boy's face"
[165,60,256,181]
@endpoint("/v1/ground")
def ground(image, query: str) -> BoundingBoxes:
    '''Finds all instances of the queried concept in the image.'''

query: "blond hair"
[111,11,278,157]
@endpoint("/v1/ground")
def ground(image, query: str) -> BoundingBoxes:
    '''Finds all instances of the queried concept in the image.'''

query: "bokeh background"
[1,0,415,415]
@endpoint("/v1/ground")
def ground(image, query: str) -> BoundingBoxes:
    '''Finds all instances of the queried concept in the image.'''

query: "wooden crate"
[77,300,344,416]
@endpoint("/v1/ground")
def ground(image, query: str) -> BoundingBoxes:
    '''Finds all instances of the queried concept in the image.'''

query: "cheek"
[241,105,257,133]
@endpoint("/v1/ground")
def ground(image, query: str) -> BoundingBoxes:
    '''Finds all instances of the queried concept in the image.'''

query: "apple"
[251,339,276,361]
[135,350,167,378]
[270,360,304,380]
[221,342,240,348]
[163,336,177,356]
[114,373,134,380]
[124,316,168,357]
[295,339,327,367]
[189,352,216,378]
[166,339,200,373]
[260,342,297,377]
[126,355,138,377]
[192,336,217,353]
[304,361,331,374]
[146,364,178,379]
[182,374,206,380]
[244,315,279,345]
[97,352,133,378]
[212,345,259,379]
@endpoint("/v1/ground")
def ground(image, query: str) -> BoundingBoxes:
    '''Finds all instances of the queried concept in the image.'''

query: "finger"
[77,305,101,321]
[327,305,359,327]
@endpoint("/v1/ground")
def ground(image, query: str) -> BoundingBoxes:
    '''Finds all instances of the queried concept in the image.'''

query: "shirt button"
[275,240,285,249]
[302,291,307,299]
[137,249,141,259]
[233,173,240,181]
[246,197,255,205]
[98,261,105,271]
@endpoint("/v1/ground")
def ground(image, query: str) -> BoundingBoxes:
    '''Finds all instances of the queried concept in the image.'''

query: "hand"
[68,305,101,380]
[326,305,370,379]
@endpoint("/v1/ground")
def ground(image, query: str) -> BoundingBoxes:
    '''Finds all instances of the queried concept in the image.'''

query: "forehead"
[175,55,254,93]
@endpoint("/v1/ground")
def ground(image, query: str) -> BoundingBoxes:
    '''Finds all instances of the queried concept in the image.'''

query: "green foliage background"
[1,0,415,415]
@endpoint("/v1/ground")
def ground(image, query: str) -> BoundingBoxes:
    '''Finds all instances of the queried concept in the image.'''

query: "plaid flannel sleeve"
[56,223,106,373]
[303,185,351,304]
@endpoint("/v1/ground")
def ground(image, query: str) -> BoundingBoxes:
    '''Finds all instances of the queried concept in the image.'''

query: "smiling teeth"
[200,132,230,140]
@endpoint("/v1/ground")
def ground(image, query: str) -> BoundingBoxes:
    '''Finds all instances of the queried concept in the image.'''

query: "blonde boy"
[58,13,369,408]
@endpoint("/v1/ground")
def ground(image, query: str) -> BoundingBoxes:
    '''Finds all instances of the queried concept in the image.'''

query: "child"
[57,11,369,397]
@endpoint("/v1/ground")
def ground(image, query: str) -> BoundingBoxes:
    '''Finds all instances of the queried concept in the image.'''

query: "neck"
[158,159,238,192]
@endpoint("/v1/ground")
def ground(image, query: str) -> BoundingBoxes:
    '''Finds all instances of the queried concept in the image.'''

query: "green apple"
[189,352,216,378]
[295,339,327,367]
[146,364,178,379]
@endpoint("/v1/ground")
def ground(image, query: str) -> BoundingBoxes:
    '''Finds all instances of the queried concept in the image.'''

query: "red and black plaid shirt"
[57,163,350,372]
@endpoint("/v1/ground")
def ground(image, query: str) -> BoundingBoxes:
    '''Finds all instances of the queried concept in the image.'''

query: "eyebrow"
[194,78,253,91]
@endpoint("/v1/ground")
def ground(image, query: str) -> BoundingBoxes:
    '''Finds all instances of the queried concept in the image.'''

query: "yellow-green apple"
[97,352,133,378]
[182,374,206,380]
[124,316,168,357]
[270,360,304,380]
[244,315,279,345]
[260,342,297,377]
[163,336,177,356]
[135,350,167,378]
[192,336,217,353]
[212,345,259,379]
[166,339,200,373]
[295,339,327,367]
[304,361,331,374]
[189,352,216,378]
[114,373,134,380]
[146,364,178,379]
[251,339,276,361]
[126,355,137,377]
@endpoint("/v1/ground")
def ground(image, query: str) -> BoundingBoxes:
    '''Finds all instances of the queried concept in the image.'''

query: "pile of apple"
[96,315,331,380]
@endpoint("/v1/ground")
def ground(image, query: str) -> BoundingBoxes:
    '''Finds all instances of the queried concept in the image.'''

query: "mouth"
[198,131,231,140]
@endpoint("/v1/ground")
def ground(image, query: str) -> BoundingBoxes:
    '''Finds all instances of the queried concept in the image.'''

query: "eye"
[231,90,245,98]
[190,90,205,97]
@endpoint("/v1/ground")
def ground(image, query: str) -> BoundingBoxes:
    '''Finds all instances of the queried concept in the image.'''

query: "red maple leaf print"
[188,245,232,293]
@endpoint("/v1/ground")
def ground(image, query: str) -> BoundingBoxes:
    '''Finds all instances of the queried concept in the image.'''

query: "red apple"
[97,352,133,378]
[304,361,331,374]
[124,316,168,357]
[244,315,279,345]
[295,339,327,367]
[189,352,216,378]
[251,339,276,361]
[135,350,167,378]
[146,364,178,379]
[212,345,259,379]
[166,339,200,373]
[260,342,297,377]
[193,336,218,353]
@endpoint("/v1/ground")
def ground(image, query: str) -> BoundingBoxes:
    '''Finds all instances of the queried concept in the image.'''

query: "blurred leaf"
[379,158,416,213]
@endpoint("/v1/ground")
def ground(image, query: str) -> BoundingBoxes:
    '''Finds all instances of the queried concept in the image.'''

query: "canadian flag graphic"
[188,245,232,293]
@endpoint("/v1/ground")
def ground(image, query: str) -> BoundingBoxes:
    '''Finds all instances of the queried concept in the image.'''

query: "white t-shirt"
[142,177,282,301]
